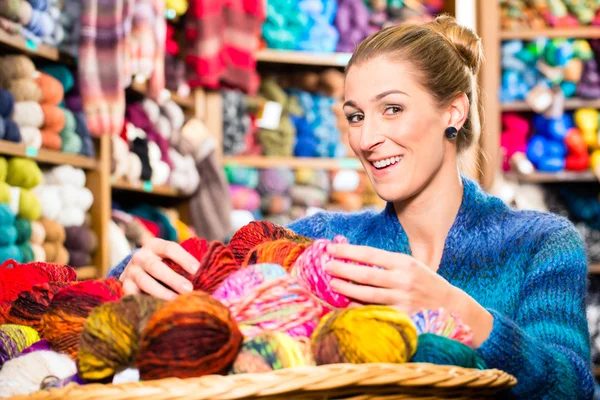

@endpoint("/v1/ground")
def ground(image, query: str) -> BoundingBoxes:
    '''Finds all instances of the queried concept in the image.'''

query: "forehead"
[345,57,420,98]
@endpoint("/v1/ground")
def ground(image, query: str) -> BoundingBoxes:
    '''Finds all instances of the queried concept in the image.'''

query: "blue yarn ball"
[537,156,565,172]
[0,245,23,263]
[0,117,5,140]
[3,119,21,143]
[0,226,17,246]
[0,90,14,118]
[27,0,47,11]
[27,10,54,37]
[295,136,320,157]
[412,334,487,369]
[0,204,15,225]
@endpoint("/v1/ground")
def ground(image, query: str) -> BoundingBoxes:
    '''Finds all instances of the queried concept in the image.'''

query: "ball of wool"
[3,117,21,142]
[31,243,45,262]
[149,160,170,186]
[0,324,40,366]
[213,263,323,338]
[225,165,259,189]
[230,185,261,211]
[161,100,185,140]
[0,0,20,21]
[411,333,487,369]
[18,189,41,221]
[142,98,160,124]
[64,226,95,252]
[44,164,86,187]
[61,129,82,153]
[0,244,22,262]
[19,338,51,355]
[0,157,7,182]
[7,79,42,102]
[332,170,360,192]
[290,185,328,208]
[41,130,62,150]
[41,66,74,93]
[41,104,65,132]
[41,278,123,359]
[35,72,64,105]
[73,113,95,158]
[242,239,309,271]
[136,291,243,380]
[78,295,164,381]
[0,89,15,118]
[230,331,312,374]
[228,220,311,265]
[66,250,90,267]
[0,202,15,225]
[57,208,85,228]
[18,242,34,262]
[257,168,295,195]
[5,282,72,332]
[18,0,32,25]
[293,235,363,309]
[60,108,76,133]
[30,221,45,244]
[6,158,42,190]
[0,182,9,204]
[14,217,32,244]
[0,226,17,246]
[0,56,36,84]
[411,308,475,347]
[311,306,418,365]
[39,218,64,243]
[42,242,69,264]
[261,194,292,215]
[156,115,171,140]
[127,152,143,184]
[26,9,54,37]
[19,126,42,149]
[230,209,255,232]
[12,101,44,128]
[0,350,76,398]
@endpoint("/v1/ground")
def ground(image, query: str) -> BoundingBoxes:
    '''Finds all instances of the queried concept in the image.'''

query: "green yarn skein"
[0,157,7,182]
[18,242,34,263]
[14,217,31,244]
[411,334,487,370]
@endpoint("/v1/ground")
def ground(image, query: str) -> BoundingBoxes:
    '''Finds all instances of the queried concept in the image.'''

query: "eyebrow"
[343,90,410,109]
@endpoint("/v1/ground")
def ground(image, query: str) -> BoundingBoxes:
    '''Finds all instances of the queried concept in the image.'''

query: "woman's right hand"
[119,238,201,300]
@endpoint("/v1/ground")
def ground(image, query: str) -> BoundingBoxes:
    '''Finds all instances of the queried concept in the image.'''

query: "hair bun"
[432,15,483,74]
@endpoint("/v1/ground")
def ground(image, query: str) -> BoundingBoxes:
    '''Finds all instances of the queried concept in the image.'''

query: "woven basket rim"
[9,362,517,400]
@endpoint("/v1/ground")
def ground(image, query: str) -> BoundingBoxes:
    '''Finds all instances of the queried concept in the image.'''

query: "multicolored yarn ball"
[78,295,165,381]
[228,221,311,265]
[136,291,242,380]
[19,338,51,355]
[411,333,487,369]
[230,331,313,374]
[40,278,124,359]
[257,168,295,195]
[411,308,475,347]
[311,306,418,365]
[5,281,73,332]
[0,324,40,366]
[242,239,310,271]
[213,263,323,338]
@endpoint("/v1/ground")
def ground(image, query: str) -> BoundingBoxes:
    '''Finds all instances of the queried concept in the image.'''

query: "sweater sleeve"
[286,212,332,239]
[476,226,594,399]
[106,249,138,279]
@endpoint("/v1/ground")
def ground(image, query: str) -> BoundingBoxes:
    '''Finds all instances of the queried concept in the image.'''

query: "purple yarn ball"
[257,168,295,195]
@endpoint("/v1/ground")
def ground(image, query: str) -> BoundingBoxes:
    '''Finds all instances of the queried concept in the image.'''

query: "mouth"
[370,156,403,170]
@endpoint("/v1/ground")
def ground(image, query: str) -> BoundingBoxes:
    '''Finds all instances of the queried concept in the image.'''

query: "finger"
[131,269,178,301]
[327,244,413,271]
[144,255,194,294]
[325,260,400,289]
[122,279,141,296]
[330,278,399,305]
[150,239,200,275]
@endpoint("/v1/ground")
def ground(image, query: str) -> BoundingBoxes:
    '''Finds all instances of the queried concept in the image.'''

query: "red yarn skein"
[0,260,76,303]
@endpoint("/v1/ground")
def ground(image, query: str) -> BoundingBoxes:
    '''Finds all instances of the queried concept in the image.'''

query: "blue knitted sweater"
[109,177,594,399]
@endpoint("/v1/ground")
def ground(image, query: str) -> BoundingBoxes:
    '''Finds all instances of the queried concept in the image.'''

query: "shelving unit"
[223,156,363,171]
[502,99,600,112]
[0,140,98,170]
[257,49,352,67]
[500,27,600,40]
[111,178,182,197]
[508,170,597,183]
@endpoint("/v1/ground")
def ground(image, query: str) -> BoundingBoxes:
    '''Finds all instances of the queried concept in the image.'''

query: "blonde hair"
[347,15,484,156]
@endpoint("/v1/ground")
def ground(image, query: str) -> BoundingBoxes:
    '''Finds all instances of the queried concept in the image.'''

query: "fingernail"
[181,281,193,293]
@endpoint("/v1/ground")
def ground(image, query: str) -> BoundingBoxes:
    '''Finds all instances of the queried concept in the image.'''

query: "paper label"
[25,147,38,157]
[257,101,282,130]
[143,181,153,192]
[338,158,361,170]
[25,40,37,51]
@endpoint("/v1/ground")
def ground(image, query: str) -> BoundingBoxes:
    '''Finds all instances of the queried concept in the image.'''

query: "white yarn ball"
[147,141,162,164]
[31,243,46,262]
[168,149,199,194]
[134,127,147,140]
[12,102,44,128]
[108,220,133,270]
[111,136,130,180]
[19,127,42,149]
[231,209,254,232]
[150,161,170,186]
[8,186,21,215]
[57,208,85,227]
[33,185,62,220]
[332,170,360,192]
[61,186,93,211]
[44,165,86,187]
[142,98,161,124]
[0,350,76,398]
[157,115,171,140]
[125,122,138,142]
[161,101,184,143]
[127,152,142,184]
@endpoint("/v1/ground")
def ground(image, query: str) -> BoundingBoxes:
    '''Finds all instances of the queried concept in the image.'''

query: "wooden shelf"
[130,80,194,109]
[111,178,182,197]
[501,27,600,40]
[508,170,597,183]
[589,264,600,274]
[76,266,98,281]
[0,140,98,169]
[0,29,75,65]
[256,49,352,67]
[502,99,600,112]
[223,156,363,170]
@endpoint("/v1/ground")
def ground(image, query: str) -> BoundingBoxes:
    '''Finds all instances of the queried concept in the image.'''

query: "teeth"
[372,156,402,169]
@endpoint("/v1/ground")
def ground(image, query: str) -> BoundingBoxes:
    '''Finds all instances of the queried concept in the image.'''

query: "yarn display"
[222,90,251,156]
[311,305,418,365]
[136,291,242,380]
[411,308,475,347]
[39,218,68,265]
[0,324,40,366]
[501,1,600,30]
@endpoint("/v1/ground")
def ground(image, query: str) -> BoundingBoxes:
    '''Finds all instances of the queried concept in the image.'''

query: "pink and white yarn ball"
[411,307,475,347]
[291,235,355,309]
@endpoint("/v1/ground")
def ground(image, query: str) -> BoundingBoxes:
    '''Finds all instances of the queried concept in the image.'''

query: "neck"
[393,163,464,269]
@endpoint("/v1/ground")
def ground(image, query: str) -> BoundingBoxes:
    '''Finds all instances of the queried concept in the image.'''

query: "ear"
[446,93,469,131]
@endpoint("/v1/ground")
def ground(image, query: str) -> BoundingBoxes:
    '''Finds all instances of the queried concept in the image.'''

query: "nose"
[359,118,385,152]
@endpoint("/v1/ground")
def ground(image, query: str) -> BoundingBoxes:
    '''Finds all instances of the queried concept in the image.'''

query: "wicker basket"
[10,363,517,400]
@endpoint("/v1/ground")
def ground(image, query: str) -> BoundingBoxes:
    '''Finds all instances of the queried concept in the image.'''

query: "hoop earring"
[445,127,458,140]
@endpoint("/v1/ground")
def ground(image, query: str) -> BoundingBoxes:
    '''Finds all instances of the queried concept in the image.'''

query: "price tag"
[25,147,38,157]
[143,181,153,192]
[338,158,361,170]
[335,53,352,66]
[25,39,37,51]
[256,101,282,130]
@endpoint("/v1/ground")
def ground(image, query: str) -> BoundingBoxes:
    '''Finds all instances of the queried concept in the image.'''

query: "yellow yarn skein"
[311,306,418,365]
[18,189,41,221]
[0,157,7,182]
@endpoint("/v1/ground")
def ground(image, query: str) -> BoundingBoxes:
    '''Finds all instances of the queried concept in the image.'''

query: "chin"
[371,182,412,203]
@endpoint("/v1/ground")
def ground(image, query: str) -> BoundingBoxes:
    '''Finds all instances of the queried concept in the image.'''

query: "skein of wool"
[290,185,328,208]
[12,102,44,128]
[230,185,261,211]
[136,291,243,380]
[14,217,31,244]
[18,189,41,220]
[65,226,97,253]
[25,9,54,37]
[67,250,90,267]
[35,72,63,105]
[228,220,311,265]
[59,108,82,154]
[31,243,45,262]
[261,194,292,215]
[0,56,36,87]
[230,331,313,374]
[41,104,65,132]
[242,239,309,271]
[40,278,124,359]
[0,350,76,398]
[7,79,42,102]
[3,117,21,142]
[225,165,259,189]
[411,308,475,347]
[41,65,74,93]
[42,242,68,264]
[213,263,323,338]
[41,129,61,150]
[44,164,86,187]
[18,242,34,263]
[39,218,64,243]
[78,295,164,381]
[168,149,200,195]
[0,324,40,366]
[311,306,418,365]
[411,333,487,369]
[74,112,95,157]
[19,127,42,149]
[6,157,42,189]
[131,138,153,181]
[0,89,15,117]
[19,338,51,355]
[4,282,72,332]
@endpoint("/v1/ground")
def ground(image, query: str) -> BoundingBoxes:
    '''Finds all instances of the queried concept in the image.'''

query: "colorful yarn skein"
[411,333,487,370]
[213,263,323,338]
[230,331,313,374]
[411,308,475,347]
[78,295,165,381]
[242,239,309,271]
[0,324,40,366]
[311,306,418,365]
[40,278,124,359]
[136,291,242,380]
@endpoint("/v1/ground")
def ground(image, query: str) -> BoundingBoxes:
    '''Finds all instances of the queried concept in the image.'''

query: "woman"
[109,16,594,398]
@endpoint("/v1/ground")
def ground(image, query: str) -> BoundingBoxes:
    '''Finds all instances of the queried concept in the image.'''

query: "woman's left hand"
[325,243,494,346]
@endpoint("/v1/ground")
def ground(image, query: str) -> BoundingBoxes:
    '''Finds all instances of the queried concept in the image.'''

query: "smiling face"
[343,56,459,203]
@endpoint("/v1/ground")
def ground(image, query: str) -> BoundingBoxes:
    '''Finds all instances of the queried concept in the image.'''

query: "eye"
[346,113,364,124]
[383,106,403,115]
